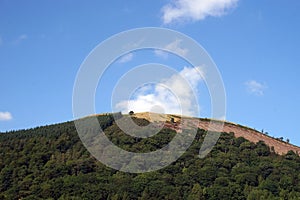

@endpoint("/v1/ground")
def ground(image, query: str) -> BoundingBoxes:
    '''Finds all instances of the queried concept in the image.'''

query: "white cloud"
[162,0,239,24]
[154,39,188,59]
[154,49,169,59]
[0,112,13,121]
[115,66,204,116]
[165,39,188,56]
[118,53,133,63]
[245,80,267,96]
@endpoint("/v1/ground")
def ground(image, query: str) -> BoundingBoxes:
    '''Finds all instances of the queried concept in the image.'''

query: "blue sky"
[1,0,300,145]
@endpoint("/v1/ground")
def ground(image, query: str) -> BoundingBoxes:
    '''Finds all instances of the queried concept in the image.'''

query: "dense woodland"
[1,114,300,199]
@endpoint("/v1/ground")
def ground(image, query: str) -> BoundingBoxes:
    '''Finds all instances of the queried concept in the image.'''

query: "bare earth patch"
[133,112,300,155]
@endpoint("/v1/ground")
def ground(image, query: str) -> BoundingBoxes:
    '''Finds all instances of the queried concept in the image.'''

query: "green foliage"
[0,114,300,199]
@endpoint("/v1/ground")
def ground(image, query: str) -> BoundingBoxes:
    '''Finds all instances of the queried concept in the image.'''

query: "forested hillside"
[1,114,300,199]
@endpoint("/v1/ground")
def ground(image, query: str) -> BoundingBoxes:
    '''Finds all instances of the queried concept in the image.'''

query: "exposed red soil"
[196,119,300,155]
[133,112,300,155]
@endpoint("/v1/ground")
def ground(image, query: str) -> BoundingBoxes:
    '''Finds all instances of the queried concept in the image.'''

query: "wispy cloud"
[154,39,188,59]
[115,66,204,116]
[245,80,267,96]
[19,34,28,40]
[123,39,145,50]
[0,112,13,121]
[165,39,188,56]
[154,49,169,59]
[162,0,239,24]
[13,34,28,45]
[118,53,133,63]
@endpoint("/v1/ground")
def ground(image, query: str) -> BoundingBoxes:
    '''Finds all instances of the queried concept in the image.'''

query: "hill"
[0,113,300,199]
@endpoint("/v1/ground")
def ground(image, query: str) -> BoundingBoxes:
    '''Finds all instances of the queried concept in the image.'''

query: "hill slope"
[133,112,300,155]
[0,113,300,199]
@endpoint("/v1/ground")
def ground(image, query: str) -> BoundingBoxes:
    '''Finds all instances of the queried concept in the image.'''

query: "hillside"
[133,112,300,155]
[1,113,300,199]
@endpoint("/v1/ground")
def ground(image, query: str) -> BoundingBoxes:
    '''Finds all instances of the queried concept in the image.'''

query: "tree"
[247,189,274,200]
[1,113,300,199]
[170,117,175,123]
[187,184,204,200]
[259,179,279,195]
[129,111,134,115]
